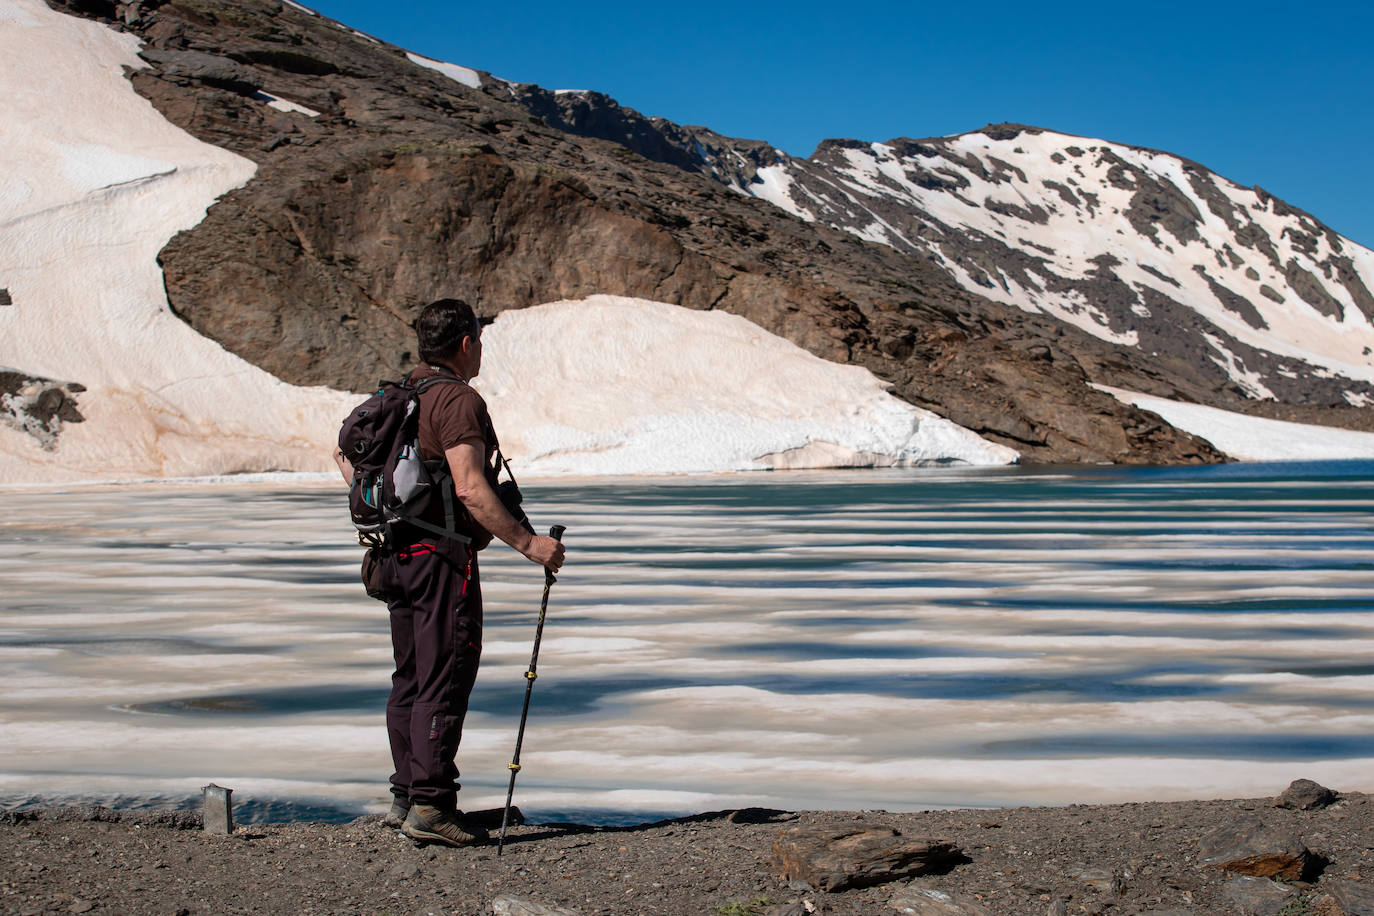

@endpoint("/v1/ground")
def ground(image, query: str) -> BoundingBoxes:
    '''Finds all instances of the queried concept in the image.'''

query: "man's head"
[416,298,481,378]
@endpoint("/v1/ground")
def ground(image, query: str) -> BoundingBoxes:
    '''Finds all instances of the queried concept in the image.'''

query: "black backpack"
[337,374,470,547]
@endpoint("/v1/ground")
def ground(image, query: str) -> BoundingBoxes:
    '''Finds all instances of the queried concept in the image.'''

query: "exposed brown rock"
[1198,819,1314,880]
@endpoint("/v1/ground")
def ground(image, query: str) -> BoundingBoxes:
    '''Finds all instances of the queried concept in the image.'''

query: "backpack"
[337,374,471,548]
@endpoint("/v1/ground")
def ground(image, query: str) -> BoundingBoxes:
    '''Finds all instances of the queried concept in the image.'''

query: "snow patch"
[252,90,320,118]
[1202,333,1276,399]
[405,52,481,89]
[749,164,805,219]
[476,296,1018,476]
[1097,386,1374,461]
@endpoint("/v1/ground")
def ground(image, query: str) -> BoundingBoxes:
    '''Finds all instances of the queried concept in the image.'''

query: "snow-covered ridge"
[732,126,1374,406]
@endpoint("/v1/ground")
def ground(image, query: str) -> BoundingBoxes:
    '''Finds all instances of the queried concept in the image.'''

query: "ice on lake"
[2,462,1373,823]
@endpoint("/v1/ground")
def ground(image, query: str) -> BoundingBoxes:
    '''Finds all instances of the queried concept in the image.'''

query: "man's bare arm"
[446,442,565,572]
[333,446,353,485]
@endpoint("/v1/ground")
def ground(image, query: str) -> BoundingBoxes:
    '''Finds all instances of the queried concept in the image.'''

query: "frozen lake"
[2,461,1373,823]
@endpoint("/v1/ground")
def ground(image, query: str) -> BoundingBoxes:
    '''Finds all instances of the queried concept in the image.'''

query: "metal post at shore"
[202,783,234,835]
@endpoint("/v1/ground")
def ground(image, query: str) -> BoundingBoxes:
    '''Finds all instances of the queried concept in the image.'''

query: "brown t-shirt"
[408,364,498,541]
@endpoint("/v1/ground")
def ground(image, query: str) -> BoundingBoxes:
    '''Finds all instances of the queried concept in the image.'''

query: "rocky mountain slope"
[34,0,1372,464]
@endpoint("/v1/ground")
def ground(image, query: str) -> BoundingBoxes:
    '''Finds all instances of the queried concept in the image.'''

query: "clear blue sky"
[305,0,1374,248]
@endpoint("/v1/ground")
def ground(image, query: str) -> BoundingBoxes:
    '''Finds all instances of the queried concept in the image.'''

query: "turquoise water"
[1,460,1372,823]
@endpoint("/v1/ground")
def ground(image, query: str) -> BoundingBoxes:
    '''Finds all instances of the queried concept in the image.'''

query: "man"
[335,298,565,847]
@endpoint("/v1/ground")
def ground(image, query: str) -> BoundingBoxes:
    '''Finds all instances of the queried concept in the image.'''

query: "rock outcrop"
[0,368,85,450]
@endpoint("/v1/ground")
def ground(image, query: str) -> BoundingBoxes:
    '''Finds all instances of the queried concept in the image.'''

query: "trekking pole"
[497,524,565,855]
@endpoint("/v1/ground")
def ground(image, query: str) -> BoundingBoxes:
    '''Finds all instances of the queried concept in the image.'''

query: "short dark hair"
[415,298,479,364]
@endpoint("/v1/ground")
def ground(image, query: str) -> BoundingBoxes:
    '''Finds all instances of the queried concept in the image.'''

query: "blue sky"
[305,0,1374,248]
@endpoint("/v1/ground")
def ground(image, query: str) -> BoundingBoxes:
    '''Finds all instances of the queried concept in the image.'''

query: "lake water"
[2,461,1372,824]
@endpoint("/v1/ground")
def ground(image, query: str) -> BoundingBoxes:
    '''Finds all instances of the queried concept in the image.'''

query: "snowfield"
[1098,387,1374,462]
[0,0,356,485]
[477,296,1019,474]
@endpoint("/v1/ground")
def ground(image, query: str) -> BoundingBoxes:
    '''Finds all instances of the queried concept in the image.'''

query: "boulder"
[1198,819,1314,880]
[888,887,993,916]
[773,825,963,892]
[1221,876,1299,916]
[1274,779,1338,810]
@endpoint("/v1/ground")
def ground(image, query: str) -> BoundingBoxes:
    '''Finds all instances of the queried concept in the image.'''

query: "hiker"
[334,298,565,847]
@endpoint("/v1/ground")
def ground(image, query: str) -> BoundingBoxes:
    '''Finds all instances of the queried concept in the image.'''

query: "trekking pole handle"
[549,525,565,541]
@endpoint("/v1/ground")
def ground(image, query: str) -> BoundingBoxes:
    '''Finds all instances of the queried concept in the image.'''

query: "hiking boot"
[401,804,489,847]
[382,797,410,829]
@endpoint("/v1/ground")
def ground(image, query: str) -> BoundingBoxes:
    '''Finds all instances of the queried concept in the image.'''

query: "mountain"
[10,0,1373,475]
[515,94,1374,418]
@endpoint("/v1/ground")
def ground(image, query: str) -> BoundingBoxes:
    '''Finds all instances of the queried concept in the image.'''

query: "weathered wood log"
[772,824,963,892]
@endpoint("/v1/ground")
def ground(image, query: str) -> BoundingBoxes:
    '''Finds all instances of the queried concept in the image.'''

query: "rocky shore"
[2,781,1369,915]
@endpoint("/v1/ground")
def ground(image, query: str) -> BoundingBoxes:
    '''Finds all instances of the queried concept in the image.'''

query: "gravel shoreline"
[3,788,1370,915]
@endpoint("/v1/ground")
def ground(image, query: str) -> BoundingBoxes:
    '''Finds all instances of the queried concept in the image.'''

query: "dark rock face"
[49,0,1239,464]
[0,369,85,449]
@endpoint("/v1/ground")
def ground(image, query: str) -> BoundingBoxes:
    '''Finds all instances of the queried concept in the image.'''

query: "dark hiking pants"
[381,539,481,811]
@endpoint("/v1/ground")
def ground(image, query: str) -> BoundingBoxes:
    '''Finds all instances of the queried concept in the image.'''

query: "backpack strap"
[390,372,473,546]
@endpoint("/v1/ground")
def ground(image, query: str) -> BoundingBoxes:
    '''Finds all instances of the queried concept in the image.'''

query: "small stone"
[1067,865,1124,893]
[491,896,584,916]
[69,901,94,914]
[1309,879,1374,915]
[1198,819,1314,880]
[1221,875,1298,916]
[388,862,421,879]
[1274,779,1338,811]
[889,887,993,916]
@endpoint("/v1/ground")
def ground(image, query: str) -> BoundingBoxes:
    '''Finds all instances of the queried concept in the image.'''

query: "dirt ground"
[2,792,1370,915]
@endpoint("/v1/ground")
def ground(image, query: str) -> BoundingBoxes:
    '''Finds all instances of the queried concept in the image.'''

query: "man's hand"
[524,534,565,574]
[447,442,566,572]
